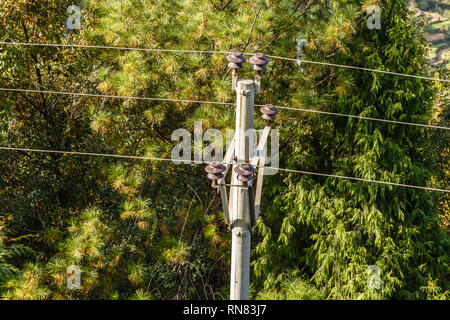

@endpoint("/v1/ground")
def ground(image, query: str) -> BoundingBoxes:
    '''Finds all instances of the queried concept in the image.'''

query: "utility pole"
[230,79,255,300]
[205,52,274,301]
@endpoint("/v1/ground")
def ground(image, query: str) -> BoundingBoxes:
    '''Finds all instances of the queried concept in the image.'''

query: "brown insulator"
[205,161,226,187]
[249,53,269,71]
[234,163,256,187]
[226,52,247,69]
[260,104,278,126]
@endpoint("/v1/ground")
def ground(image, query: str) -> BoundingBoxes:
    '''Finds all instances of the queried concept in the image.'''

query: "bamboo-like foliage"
[253,0,449,299]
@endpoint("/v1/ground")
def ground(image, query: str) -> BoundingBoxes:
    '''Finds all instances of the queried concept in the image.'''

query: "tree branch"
[242,1,265,53]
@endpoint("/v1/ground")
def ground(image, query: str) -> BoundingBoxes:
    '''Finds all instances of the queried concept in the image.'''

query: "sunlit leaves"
[158,236,191,264]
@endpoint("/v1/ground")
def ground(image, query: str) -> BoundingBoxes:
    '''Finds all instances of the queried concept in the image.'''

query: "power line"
[268,54,449,83]
[0,87,235,106]
[276,167,450,193]
[2,87,448,130]
[0,146,176,163]
[0,146,448,193]
[258,104,450,130]
[0,41,232,55]
[1,41,448,83]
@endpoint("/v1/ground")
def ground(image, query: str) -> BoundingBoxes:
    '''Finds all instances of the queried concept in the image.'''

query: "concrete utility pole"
[205,52,273,301]
[230,79,255,300]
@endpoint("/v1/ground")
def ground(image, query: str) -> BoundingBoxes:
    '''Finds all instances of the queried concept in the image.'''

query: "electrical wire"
[267,54,449,83]
[0,87,235,106]
[0,146,448,193]
[256,104,450,130]
[1,87,448,131]
[1,41,448,83]
[272,166,450,193]
[0,41,232,55]
[1,87,448,130]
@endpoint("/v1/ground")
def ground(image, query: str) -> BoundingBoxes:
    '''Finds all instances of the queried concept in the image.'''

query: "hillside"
[411,0,450,66]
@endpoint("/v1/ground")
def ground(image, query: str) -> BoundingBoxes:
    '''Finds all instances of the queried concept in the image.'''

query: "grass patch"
[429,20,450,30]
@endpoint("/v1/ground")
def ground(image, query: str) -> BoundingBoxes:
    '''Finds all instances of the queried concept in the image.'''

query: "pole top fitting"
[260,104,278,126]
[228,52,247,90]
[249,53,269,71]
[250,53,268,93]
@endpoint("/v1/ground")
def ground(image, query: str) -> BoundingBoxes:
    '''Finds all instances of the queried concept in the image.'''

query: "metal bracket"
[217,136,235,226]
[250,126,271,225]
[218,184,230,225]
[214,126,270,228]
[237,89,251,96]
[247,186,256,228]
[251,126,271,167]
[254,73,261,93]
[232,70,238,90]
[254,152,265,222]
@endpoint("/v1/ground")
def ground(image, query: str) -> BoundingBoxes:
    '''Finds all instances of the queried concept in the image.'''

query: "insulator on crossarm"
[260,104,278,126]
[205,161,226,187]
[234,163,256,187]
[249,53,269,71]
[227,52,246,69]
[227,52,246,90]
[249,53,269,93]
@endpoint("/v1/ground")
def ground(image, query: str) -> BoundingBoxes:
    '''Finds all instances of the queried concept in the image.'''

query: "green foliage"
[0,0,448,300]
[256,277,326,300]
[253,0,449,300]
[0,229,28,283]
[429,67,449,228]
